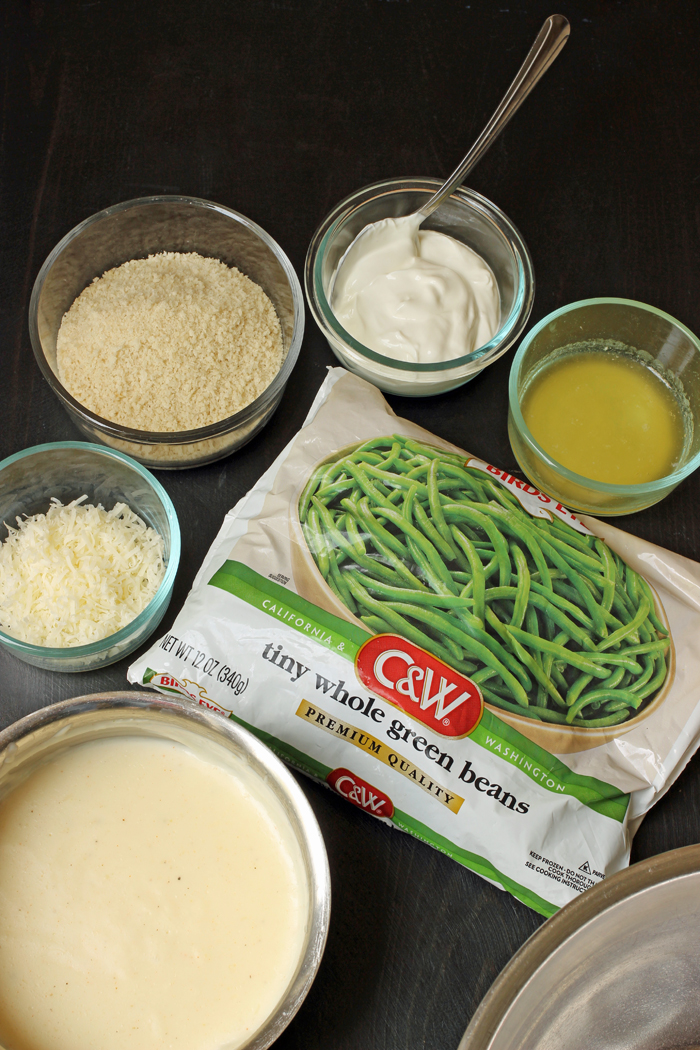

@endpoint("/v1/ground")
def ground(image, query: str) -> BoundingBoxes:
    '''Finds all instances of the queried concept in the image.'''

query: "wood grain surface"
[1,2,699,1048]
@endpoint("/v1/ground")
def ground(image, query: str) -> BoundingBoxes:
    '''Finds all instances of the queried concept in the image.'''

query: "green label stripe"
[473,710,629,823]
[208,561,628,822]
[209,560,369,661]
[224,719,557,917]
[226,715,557,916]
[142,671,567,915]
[391,808,557,917]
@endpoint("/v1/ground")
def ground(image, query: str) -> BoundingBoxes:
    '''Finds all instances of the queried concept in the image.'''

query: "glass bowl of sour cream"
[305,177,534,396]
[508,298,700,515]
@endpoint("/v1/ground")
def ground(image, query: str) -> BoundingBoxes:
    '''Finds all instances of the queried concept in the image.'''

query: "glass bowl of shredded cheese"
[0,442,180,671]
[29,196,304,469]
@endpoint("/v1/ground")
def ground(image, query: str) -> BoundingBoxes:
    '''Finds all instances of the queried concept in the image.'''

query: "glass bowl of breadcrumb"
[29,196,305,469]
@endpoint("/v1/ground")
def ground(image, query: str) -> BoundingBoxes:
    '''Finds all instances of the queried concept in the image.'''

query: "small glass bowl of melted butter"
[508,298,700,515]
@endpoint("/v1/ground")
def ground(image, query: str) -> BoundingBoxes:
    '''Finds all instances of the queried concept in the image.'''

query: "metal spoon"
[332,14,570,294]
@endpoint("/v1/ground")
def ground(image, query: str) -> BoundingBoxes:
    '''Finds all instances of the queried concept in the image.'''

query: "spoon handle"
[417,14,570,220]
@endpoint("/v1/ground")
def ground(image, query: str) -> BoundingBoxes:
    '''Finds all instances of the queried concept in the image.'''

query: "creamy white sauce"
[0,736,308,1050]
[332,215,500,364]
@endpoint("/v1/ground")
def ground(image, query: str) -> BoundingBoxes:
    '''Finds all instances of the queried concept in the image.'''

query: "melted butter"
[522,347,686,485]
[0,736,308,1050]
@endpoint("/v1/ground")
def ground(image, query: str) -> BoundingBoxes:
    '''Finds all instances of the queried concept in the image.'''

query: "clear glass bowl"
[0,442,180,671]
[304,177,534,396]
[508,298,700,515]
[29,196,305,469]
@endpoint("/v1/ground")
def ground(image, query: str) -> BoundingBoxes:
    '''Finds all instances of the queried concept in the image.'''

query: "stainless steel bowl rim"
[0,691,331,1050]
[459,841,700,1050]
[29,195,305,443]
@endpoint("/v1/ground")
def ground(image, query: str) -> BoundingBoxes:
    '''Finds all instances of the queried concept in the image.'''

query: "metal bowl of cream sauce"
[0,692,330,1050]
[459,843,700,1050]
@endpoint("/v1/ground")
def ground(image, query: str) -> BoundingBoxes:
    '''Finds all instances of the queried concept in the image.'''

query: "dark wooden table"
[2,2,700,1047]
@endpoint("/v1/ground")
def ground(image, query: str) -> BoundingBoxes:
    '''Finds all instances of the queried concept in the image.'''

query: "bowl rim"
[458,841,700,1050]
[29,194,305,444]
[304,176,535,374]
[508,296,700,495]
[0,691,331,1050]
[0,441,181,658]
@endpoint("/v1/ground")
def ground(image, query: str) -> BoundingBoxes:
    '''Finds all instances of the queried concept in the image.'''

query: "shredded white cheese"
[0,497,166,647]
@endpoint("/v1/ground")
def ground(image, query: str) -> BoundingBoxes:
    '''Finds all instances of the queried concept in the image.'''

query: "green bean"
[629,654,656,693]
[341,500,425,589]
[315,476,357,502]
[634,655,668,701]
[301,435,670,728]
[372,503,457,590]
[594,539,617,613]
[451,527,486,623]
[307,506,330,578]
[442,504,512,586]
[529,591,596,650]
[625,563,640,605]
[446,607,533,693]
[567,673,593,707]
[403,482,419,521]
[360,613,394,634]
[344,512,366,559]
[537,534,608,637]
[497,620,566,708]
[341,462,396,512]
[385,599,527,697]
[545,516,596,553]
[406,535,458,599]
[311,497,408,586]
[566,688,643,723]
[545,531,605,574]
[346,497,409,560]
[435,463,489,503]
[595,595,650,653]
[350,569,472,609]
[414,499,460,563]
[602,639,670,659]
[475,503,550,588]
[638,576,669,636]
[345,574,475,673]
[428,458,453,549]
[572,710,631,728]
[506,626,612,678]
[480,692,571,724]
[299,462,333,523]
[587,652,643,673]
[510,544,530,629]
[328,551,357,613]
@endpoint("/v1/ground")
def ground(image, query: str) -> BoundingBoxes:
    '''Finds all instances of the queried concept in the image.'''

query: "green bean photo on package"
[298,435,672,732]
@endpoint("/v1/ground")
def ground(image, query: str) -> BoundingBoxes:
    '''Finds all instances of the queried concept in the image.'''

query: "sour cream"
[0,735,308,1050]
[332,215,500,364]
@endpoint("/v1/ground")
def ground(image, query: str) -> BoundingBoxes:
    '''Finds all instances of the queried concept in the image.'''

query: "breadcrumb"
[56,252,284,432]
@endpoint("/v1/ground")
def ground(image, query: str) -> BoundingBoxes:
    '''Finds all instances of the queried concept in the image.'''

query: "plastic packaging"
[129,369,700,915]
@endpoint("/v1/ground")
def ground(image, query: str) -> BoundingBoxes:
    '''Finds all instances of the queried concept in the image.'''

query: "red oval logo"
[327,768,394,818]
[355,634,483,738]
